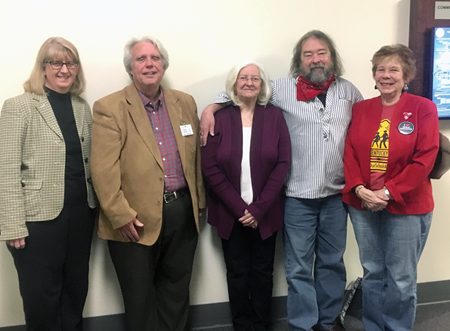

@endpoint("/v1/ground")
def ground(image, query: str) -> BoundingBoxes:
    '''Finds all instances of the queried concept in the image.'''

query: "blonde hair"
[23,37,86,96]
[225,61,272,106]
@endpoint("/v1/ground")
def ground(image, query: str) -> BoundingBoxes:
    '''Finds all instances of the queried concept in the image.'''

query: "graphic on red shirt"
[371,119,390,173]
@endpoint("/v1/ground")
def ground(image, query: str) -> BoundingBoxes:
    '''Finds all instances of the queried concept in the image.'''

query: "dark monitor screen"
[431,27,450,119]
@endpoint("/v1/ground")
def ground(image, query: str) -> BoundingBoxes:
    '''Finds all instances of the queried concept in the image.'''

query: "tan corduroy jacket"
[91,84,205,246]
[0,92,97,241]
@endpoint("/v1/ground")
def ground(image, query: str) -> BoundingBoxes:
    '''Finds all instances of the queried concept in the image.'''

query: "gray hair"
[123,36,169,79]
[290,30,344,79]
[225,61,272,106]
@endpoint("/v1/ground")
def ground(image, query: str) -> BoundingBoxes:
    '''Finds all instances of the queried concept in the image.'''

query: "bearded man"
[201,30,363,331]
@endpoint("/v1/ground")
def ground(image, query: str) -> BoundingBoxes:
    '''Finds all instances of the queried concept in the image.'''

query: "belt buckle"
[164,191,178,203]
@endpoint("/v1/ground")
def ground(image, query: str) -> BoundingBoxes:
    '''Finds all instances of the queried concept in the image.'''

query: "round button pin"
[398,121,414,135]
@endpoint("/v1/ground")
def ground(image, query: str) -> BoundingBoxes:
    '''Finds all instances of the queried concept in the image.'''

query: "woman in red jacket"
[342,44,439,331]
[202,61,291,331]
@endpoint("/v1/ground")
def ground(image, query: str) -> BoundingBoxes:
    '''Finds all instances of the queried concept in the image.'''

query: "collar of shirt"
[137,88,165,111]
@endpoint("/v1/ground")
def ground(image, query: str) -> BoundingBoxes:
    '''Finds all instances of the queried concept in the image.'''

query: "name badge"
[180,124,194,136]
[398,121,414,135]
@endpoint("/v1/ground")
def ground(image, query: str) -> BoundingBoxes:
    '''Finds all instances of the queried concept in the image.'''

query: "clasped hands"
[356,186,389,212]
[239,209,258,229]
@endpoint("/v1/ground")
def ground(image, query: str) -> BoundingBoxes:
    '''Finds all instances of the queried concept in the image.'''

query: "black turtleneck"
[45,87,86,205]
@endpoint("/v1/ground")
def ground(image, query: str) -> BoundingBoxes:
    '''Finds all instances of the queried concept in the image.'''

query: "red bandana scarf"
[296,74,335,101]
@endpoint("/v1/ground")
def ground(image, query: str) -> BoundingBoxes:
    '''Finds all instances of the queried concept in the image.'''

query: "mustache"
[309,63,325,70]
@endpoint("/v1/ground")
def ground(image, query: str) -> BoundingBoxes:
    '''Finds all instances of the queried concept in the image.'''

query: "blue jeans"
[284,194,347,331]
[348,206,432,331]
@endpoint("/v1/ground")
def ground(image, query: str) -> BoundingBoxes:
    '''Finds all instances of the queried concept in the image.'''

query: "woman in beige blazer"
[0,37,97,330]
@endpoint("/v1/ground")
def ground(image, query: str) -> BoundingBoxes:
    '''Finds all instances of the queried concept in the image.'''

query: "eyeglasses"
[46,61,78,70]
[238,76,261,83]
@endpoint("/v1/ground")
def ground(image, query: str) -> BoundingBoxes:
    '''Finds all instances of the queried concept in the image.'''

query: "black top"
[317,92,327,107]
[45,87,86,206]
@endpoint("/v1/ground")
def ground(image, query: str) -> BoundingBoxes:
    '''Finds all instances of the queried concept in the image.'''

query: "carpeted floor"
[413,301,450,331]
[342,300,450,331]
[193,301,450,330]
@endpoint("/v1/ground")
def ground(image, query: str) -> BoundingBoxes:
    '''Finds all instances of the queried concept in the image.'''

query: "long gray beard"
[300,64,333,84]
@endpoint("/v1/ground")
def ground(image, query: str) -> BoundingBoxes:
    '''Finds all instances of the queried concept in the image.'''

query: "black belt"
[163,188,189,203]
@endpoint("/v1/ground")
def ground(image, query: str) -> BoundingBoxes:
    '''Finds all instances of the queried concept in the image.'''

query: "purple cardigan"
[201,103,291,240]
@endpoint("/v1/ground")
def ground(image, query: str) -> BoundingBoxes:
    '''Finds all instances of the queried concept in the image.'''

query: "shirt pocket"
[333,99,353,124]
[21,179,43,216]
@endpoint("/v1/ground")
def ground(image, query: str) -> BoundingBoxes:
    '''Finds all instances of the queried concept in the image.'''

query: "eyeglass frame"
[237,76,261,83]
[46,61,79,70]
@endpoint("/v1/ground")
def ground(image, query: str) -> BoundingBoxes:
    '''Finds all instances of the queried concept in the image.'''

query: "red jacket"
[342,92,439,214]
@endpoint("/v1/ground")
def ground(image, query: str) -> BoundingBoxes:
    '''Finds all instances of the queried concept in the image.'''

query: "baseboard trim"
[417,279,450,304]
[1,280,448,331]
[188,295,287,329]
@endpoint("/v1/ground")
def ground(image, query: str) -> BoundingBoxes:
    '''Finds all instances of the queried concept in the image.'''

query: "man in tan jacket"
[91,36,205,331]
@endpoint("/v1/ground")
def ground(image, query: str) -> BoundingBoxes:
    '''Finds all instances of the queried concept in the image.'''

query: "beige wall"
[1,0,449,327]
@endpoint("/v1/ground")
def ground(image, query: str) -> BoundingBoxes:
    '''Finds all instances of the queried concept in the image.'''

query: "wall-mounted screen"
[431,27,450,119]
[430,27,450,119]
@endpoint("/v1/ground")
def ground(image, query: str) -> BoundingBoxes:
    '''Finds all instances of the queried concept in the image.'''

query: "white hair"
[225,61,272,106]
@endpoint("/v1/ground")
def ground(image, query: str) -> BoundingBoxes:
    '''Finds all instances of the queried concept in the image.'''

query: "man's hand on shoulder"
[200,104,223,146]
[118,218,144,242]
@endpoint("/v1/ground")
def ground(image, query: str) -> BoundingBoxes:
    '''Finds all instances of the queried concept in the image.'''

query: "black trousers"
[8,203,95,331]
[221,221,277,331]
[108,192,198,331]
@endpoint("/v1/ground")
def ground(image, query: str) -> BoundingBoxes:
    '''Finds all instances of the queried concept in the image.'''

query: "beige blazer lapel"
[124,84,164,170]
[34,94,63,139]
[163,87,185,164]
[71,96,84,138]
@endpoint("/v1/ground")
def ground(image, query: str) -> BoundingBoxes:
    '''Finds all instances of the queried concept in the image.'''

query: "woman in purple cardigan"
[202,61,291,331]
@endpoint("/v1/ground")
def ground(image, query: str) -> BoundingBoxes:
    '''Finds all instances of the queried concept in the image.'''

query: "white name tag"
[180,124,194,136]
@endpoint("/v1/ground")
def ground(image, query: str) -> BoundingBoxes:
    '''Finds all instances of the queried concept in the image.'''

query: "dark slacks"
[108,192,198,331]
[8,203,95,331]
[221,221,277,331]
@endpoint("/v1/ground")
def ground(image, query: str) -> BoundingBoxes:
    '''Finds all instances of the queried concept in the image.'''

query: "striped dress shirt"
[215,77,363,199]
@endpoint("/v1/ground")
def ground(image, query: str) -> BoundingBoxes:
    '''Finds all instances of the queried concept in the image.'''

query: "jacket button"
[81,137,85,142]
[84,158,89,164]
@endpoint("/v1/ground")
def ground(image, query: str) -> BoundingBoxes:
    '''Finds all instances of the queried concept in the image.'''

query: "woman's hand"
[358,187,389,212]
[239,209,258,229]
[372,188,390,201]
[7,238,26,249]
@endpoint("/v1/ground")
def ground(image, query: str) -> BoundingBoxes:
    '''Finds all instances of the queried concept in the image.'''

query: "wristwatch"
[384,188,392,200]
